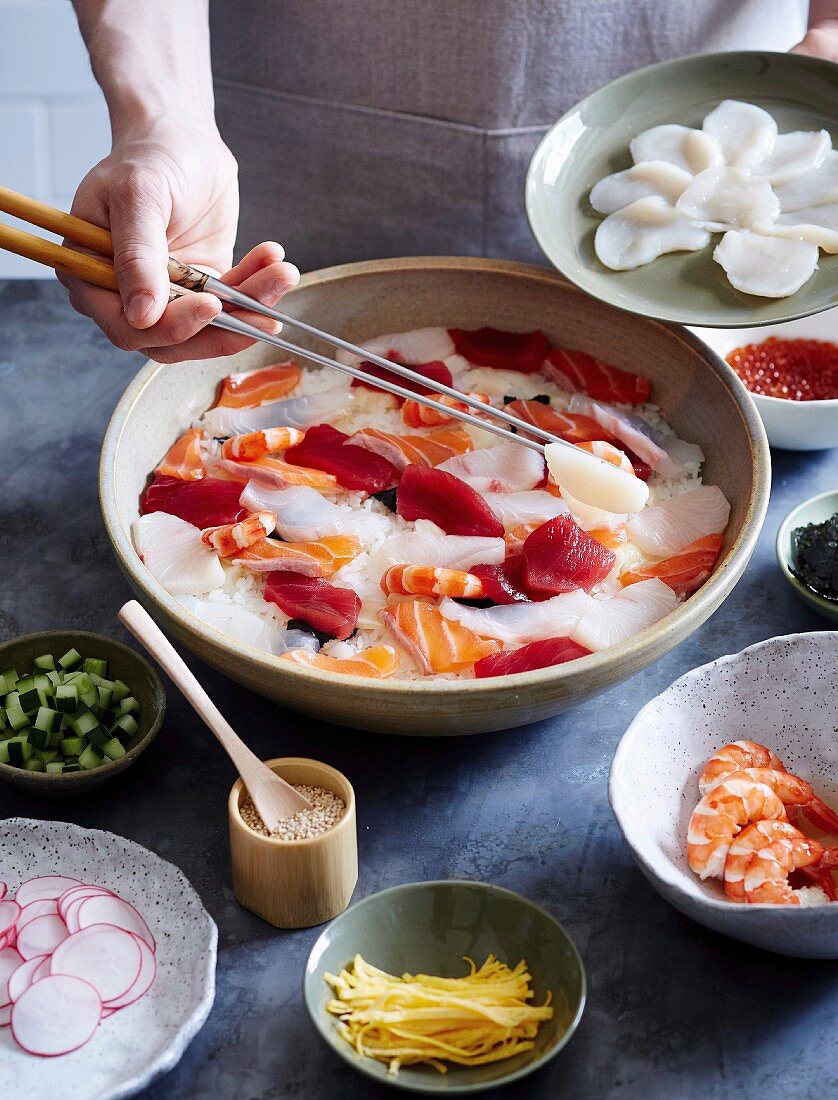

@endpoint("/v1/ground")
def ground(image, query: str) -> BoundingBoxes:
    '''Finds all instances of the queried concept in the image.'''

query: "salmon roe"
[726,337,838,401]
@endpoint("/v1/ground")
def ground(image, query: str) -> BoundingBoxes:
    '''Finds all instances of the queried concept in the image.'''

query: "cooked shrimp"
[792,865,837,902]
[400,391,491,429]
[221,427,305,461]
[687,771,787,880]
[724,820,824,904]
[201,512,276,556]
[380,564,486,599]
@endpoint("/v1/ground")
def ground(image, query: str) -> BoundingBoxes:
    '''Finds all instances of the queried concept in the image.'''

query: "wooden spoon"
[118,601,311,826]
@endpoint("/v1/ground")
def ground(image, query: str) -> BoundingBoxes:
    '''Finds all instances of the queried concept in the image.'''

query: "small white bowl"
[691,307,838,451]
[609,633,838,958]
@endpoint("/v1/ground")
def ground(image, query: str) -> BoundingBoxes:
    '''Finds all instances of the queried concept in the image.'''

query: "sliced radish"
[104,934,156,1009]
[76,896,155,951]
[0,1003,10,1027]
[57,885,112,922]
[50,925,141,1003]
[17,899,59,931]
[8,954,49,1003]
[15,876,82,908]
[0,881,6,902]
[32,956,51,982]
[16,915,68,961]
[11,975,101,1056]
[0,947,24,1005]
[0,899,20,939]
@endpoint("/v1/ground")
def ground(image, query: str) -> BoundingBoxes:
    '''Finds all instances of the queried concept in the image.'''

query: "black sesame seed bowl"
[776,490,838,624]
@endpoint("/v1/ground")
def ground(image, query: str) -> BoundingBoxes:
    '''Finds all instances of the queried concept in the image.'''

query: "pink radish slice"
[101,1007,116,1018]
[11,974,101,1056]
[0,1003,10,1027]
[8,954,49,1003]
[0,947,24,1005]
[17,898,59,931]
[15,875,82,908]
[16,915,68,961]
[57,886,112,922]
[76,896,155,952]
[0,881,6,901]
[50,925,141,1003]
[105,935,156,1009]
[32,956,51,982]
[0,899,20,938]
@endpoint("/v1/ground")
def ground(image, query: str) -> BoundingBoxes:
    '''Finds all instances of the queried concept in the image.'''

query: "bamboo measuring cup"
[228,757,358,929]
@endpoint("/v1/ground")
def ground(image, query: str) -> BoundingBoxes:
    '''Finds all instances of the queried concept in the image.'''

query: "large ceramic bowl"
[609,633,838,958]
[100,257,770,735]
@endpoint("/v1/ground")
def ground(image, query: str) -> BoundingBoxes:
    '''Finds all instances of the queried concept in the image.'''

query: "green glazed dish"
[0,630,165,794]
[776,489,838,623]
[526,51,838,328]
[303,880,586,1093]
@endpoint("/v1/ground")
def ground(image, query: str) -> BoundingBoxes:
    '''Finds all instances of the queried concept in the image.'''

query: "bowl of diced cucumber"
[0,630,165,794]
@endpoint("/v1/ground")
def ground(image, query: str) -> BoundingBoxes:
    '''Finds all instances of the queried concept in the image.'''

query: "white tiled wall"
[0,0,111,276]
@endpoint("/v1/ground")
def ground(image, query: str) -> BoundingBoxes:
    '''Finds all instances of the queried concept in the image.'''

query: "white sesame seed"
[240,784,346,841]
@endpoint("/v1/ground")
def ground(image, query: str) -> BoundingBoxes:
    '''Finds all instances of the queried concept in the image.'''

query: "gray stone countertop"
[1,280,836,1100]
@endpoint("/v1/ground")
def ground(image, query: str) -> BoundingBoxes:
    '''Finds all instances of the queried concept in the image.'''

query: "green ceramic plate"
[304,880,586,1093]
[526,51,838,328]
[776,489,838,622]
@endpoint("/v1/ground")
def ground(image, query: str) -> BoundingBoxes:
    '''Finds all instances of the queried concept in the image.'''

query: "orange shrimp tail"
[801,797,838,836]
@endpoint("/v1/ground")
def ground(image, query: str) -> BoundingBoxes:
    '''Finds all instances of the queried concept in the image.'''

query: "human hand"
[791,1,838,62]
[60,115,299,363]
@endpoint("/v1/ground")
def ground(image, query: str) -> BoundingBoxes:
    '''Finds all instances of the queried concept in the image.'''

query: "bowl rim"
[0,628,165,784]
[100,255,771,696]
[302,877,587,1094]
[525,49,838,329]
[609,630,838,914]
[775,489,838,615]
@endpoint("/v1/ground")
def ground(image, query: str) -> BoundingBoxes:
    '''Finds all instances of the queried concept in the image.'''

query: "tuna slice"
[233,535,361,576]
[504,400,611,444]
[397,465,504,537]
[349,426,472,470]
[570,577,679,651]
[621,533,724,595]
[449,327,550,373]
[436,440,545,493]
[474,638,591,678]
[282,645,399,678]
[201,391,350,437]
[155,428,205,481]
[626,486,730,557]
[544,348,651,404]
[132,512,225,597]
[240,483,392,545]
[179,596,317,655]
[380,598,501,674]
[472,554,547,604]
[142,475,249,528]
[351,358,454,400]
[523,514,616,593]
[265,571,361,640]
[214,361,301,407]
[439,589,594,645]
[285,423,398,493]
[373,522,505,572]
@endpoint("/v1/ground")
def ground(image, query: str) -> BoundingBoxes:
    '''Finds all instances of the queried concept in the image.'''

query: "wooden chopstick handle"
[0,223,119,291]
[0,185,209,292]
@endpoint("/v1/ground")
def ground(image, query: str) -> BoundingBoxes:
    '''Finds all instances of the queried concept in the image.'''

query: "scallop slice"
[702,100,777,169]
[630,125,723,174]
[774,150,838,211]
[675,166,780,231]
[590,161,693,215]
[595,196,711,271]
[713,230,819,297]
[754,203,838,254]
[753,129,831,186]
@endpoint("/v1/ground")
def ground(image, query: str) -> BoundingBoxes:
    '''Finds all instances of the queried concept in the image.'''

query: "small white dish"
[0,818,217,1099]
[609,633,838,958]
[691,306,838,450]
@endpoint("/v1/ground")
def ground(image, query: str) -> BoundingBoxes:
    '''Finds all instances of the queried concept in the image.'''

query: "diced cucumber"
[6,738,32,765]
[86,724,111,751]
[33,706,60,733]
[118,696,140,716]
[36,748,59,765]
[110,713,139,743]
[33,672,52,693]
[78,745,103,770]
[55,684,78,713]
[48,726,63,749]
[58,648,83,671]
[24,758,44,772]
[110,678,130,704]
[83,657,109,678]
[97,685,113,710]
[46,761,65,774]
[0,707,5,733]
[6,699,30,731]
[64,670,92,691]
[70,709,100,737]
[59,736,86,757]
[17,686,41,715]
[15,676,35,694]
[0,668,19,695]
[33,654,56,671]
[46,670,61,689]
[26,727,52,751]
[79,688,99,709]
[102,737,126,761]
[62,762,81,773]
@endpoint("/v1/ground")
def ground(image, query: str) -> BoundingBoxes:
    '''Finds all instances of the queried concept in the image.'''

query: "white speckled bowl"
[0,818,217,1099]
[609,633,838,958]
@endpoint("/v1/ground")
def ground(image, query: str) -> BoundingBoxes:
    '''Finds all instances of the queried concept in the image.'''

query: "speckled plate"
[0,818,217,1099]
[526,51,838,327]
[609,633,838,958]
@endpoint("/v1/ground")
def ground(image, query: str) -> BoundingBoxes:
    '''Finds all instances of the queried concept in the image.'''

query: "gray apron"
[210,1,807,271]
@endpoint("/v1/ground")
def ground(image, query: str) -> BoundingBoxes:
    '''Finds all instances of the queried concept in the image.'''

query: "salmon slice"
[621,534,724,596]
[233,535,362,576]
[380,598,501,674]
[201,512,276,556]
[349,426,473,470]
[282,645,399,678]
[504,521,544,553]
[214,362,301,408]
[218,455,341,492]
[505,400,611,444]
[380,564,486,599]
[576,440,636,475]
[400,392,491,429]
[221,427,305,461]
[156,429,205,481]
[545,348,651,405]
[589,525,629,550]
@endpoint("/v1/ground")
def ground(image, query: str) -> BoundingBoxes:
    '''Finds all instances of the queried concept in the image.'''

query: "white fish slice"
[438,590,594,646]
[713,230,819,297]
[676,166,779,231]
[478,489,569,528]
[132,512,225,597]
[570,578,678,652]
[239,483,391,545]
[630,125,724,174]
[373,522,505,572]
[544,443,648,515]
[774,150,838,211]
[755,203,838,254]
[561,489,627,532]
[753,129,831,186]
[178,595,315,655]
[201,392,350,437]
[626,485,730,557]
[702,100,777,169]
[594,197,711,271]
[436,440,544,492]
[335,326,454,368]
[566,394,686,480]
[590,161,693,215]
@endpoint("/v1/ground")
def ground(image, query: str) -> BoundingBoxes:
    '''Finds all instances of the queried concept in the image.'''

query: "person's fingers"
[226,259,301,315]
[107,170,172,329]
[139,323,282,364]
[221,241,286,285]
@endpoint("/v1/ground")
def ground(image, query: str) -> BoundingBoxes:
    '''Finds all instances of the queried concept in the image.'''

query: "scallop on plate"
[526,51,838,327]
